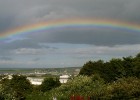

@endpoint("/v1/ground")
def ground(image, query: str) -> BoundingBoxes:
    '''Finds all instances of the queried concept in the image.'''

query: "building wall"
[59,78,68,83]
[27,77,44,85]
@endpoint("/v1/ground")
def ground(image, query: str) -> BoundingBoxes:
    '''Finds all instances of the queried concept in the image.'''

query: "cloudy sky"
[0,0,140,68]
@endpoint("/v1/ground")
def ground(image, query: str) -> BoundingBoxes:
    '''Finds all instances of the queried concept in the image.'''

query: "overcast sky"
[0,0,140,68]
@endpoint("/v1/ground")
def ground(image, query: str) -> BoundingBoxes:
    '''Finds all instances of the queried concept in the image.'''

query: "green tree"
[40,77,61,92]
[122,56,134,77]
[106,58,125,80]
[79,60,104,76]
[133,55,140,78]
[10,75,33,99]
[79,53,140,82]
[0,75,33,100]
[136,53,140,58]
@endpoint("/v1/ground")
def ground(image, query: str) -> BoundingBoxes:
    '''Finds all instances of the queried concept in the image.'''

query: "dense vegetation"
[0,53,140,100]
[79,53,140,82]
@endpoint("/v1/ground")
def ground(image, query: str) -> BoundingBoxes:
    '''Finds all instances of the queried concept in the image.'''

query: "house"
[59,75,70,83]
[27,77,44,85]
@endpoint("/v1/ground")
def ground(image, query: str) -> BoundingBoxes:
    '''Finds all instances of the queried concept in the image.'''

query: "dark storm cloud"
[0,56,12,61]
[0,16,15,32]
[26,28,140,46]
[0,38,59,56]
[0,0,140,48]
[32,58,40,61]
[0,38,40,55]
[1,38,58,50]
[1,0,140,33]
[1,39,41,50]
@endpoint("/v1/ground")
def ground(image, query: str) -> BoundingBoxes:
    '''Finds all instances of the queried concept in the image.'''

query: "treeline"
[79,53,140,82]
[0,53,140,100]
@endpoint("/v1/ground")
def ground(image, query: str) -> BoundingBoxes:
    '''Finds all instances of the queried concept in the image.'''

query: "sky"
[0,0,140,68]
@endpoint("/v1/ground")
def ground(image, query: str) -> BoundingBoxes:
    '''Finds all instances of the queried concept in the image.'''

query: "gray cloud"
[1,26,140,58]
[32,58,40,61]
[0,0,140,68]
[0,39,41,55]
[25,28,140,46]
[0,56,12,61]
[1,0,140,32]
[1,0,140,46]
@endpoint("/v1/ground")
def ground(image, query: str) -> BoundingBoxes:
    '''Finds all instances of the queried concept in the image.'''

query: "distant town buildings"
[0,67,81,85]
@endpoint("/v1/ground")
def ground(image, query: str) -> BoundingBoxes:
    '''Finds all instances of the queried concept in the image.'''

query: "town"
[0,67,81,85]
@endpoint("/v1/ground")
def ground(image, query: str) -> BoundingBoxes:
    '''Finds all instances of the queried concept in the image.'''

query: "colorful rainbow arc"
[0,19,140,40]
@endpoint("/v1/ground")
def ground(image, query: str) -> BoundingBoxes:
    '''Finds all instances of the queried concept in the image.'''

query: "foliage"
[0,75,33,100]
[48,75,105,99]
[39,77,61,92]
[79,60,104,76]
[79,53,140,82]
[104,77,140,100]
[26,91,51,100]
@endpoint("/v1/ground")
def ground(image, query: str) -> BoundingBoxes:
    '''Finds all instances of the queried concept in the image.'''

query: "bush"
[90,77,140,100]
[50,75,105,99]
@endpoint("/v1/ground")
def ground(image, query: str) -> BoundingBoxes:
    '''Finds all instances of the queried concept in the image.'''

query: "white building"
[27,77,44,85]
[59,75,69,83]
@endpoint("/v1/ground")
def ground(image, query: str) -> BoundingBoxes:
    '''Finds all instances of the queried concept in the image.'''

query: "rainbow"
[0,18,140,40]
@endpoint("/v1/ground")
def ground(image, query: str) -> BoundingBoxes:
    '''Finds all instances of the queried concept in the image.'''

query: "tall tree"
[40,77,61,92]
[0,75,33,100]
